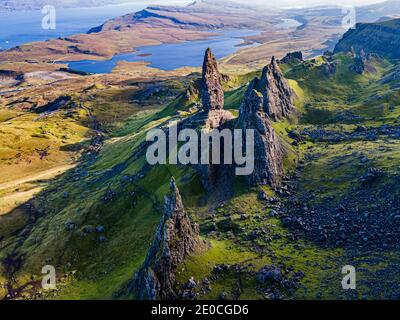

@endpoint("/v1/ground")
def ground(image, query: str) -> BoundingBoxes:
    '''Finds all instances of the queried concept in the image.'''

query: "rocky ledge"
[279,51,303,64]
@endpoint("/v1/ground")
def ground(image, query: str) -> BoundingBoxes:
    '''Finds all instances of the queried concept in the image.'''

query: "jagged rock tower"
[237,78,283,187]
[132,178,200,300]
[197,50,291,189]
[256,57,294,121]
[200,48,233,130]
[197,48,234,191]
[201,48,224,111]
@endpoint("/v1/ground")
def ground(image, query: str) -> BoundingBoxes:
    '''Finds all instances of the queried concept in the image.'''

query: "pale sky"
[230,0,387,8]
[159,0,389,9]
[145,0,389,9]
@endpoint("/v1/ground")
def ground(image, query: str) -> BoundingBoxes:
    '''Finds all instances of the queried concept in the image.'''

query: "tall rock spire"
[197,48,234,191]
[237,78,283,187]
[132,178,200,300]
[200,48,225,111]
[199,48,233,130]
[257,56,294,120]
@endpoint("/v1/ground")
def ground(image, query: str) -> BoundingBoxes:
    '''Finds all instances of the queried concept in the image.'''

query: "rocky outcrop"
[199,48,233,129]
[197,52,288,189]
[204,109,235,130]
[334,19,400,59]
[35,95,72,113]
[237,78,283,187]
[279,51,303,64]
[196,49,235,192]
[349,50,379,74]
[199,106,235,192]
[200,48,224,111]
[350,55,365,74]
[321,61,337,77]
[254,57,294,121]
[132,178,200,300]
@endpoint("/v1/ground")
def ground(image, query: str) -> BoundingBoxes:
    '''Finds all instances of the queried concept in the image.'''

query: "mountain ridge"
[334,18,400,58]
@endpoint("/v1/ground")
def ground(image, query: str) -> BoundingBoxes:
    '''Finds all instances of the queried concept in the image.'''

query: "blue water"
[0,1,188,50]
[67,29,261,73]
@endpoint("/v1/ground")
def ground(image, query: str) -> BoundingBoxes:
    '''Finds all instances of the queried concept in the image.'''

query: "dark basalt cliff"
[197,49,234,192]
[349,49,379,75]
[237,78,283,187]
[197,50,290,190]
[131,178,200,300]
[334,19,400,59]
[255,57,294,121]
[200,48,225,112]
[280,51,303,64]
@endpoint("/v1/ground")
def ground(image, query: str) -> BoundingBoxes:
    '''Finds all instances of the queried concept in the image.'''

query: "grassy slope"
[176,55,400,300]
[0,76,207,299]
[283,55,400,298]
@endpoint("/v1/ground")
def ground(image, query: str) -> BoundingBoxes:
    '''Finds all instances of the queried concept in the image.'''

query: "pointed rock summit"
[199,48,233,130]
[132,178,200,300]
[196,50,288,189]
[197,49,235,191]
[200,48,225,111]
[255,57,294,120]
[233,56,292,187]
[237,78,283,187]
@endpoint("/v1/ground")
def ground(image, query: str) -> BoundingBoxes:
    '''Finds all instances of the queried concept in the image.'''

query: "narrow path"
[0,164,76,192]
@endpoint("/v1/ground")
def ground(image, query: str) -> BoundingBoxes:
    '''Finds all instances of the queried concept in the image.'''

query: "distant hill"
[334,18,400,59]
[356,0,400,22]
[88,0,279,33]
